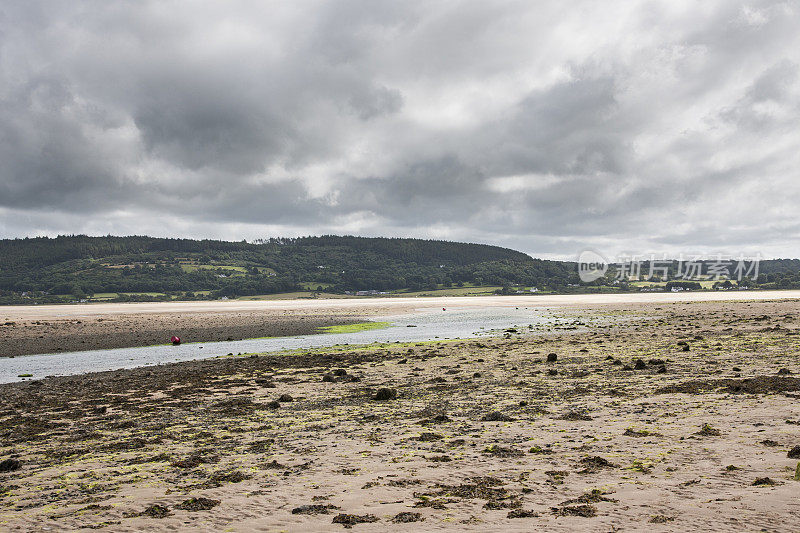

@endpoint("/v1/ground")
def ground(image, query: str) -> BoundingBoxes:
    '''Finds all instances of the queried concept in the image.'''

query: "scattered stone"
[391,511,423,523]
[0,459,22,473]
[332,513,379,527]
[374,388,397,401]
[175,497,220,511]
[634,359,647,370]
[292,504,339,515]
[559,411,593,421]
[263,459,286,469]
[484,444,525,457]
[420,414,451,425]
[278,394,293,402]
[529,445,553,454]
[482,411,514,422]
[624,428,657,438]
[141,504,171,518]
[205,470,252,486]
[547,353,558,362]
[579,456,616,473]
[752,477,777,486]
[413,497,451,509]
[552,504,597,517]
[484,498,521,510]
[787,445,800,459]
[695,424,721,437]
[545,470,569,484]
[508,509,539,518]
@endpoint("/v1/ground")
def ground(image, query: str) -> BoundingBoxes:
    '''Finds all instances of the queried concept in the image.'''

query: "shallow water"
[0,306,577,383]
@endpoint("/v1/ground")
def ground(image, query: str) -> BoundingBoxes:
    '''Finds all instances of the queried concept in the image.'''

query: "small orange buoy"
[171,336,181,345]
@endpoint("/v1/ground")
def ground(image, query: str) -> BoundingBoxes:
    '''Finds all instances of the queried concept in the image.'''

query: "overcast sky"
[1,1,799,259]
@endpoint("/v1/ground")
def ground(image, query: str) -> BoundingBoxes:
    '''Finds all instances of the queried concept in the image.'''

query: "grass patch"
[237,292,351,301]
[318,322,392,334]
[630,280,720,289]
[180,264,248,274]
[392,286,503,297]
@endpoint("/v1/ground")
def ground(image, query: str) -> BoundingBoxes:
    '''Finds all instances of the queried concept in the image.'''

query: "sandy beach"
[1,297,799,531]
[3,291,800,357]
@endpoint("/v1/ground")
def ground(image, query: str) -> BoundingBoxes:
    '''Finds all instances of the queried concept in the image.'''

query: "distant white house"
[355,290,387,296]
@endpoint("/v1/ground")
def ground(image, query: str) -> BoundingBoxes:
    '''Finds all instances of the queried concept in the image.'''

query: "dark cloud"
[1,1,799,258]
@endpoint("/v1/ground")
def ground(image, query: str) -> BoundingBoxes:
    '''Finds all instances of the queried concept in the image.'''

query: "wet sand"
[3,290,800,357]
[0,310,379,358]
[1,298,799,531]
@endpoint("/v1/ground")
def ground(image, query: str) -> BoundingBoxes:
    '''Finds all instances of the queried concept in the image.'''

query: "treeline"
[0,235,577,300]
[3,236,799,304]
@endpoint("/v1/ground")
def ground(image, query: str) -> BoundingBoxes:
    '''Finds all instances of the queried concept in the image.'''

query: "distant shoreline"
[0,285,790,307]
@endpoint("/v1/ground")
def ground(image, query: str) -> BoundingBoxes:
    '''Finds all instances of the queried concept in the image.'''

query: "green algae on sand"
[317,321,392,334]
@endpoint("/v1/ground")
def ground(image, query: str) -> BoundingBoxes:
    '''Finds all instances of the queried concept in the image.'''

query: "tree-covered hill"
[0,235,577,302]
[4,235,799,305]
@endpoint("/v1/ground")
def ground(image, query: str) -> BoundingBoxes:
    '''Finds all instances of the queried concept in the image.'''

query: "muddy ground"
[1,299,799,531]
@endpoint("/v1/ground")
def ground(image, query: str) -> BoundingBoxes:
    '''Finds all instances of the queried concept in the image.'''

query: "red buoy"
[442,307,446,311]
[171,336,181,345]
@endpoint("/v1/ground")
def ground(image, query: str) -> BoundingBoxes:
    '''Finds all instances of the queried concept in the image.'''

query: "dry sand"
[1,298,799,531]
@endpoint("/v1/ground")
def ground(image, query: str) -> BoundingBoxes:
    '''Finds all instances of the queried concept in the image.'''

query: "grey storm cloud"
[1,0,800,258]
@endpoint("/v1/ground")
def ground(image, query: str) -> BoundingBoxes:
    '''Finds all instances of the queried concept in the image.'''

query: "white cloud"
[1,0,799,258]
